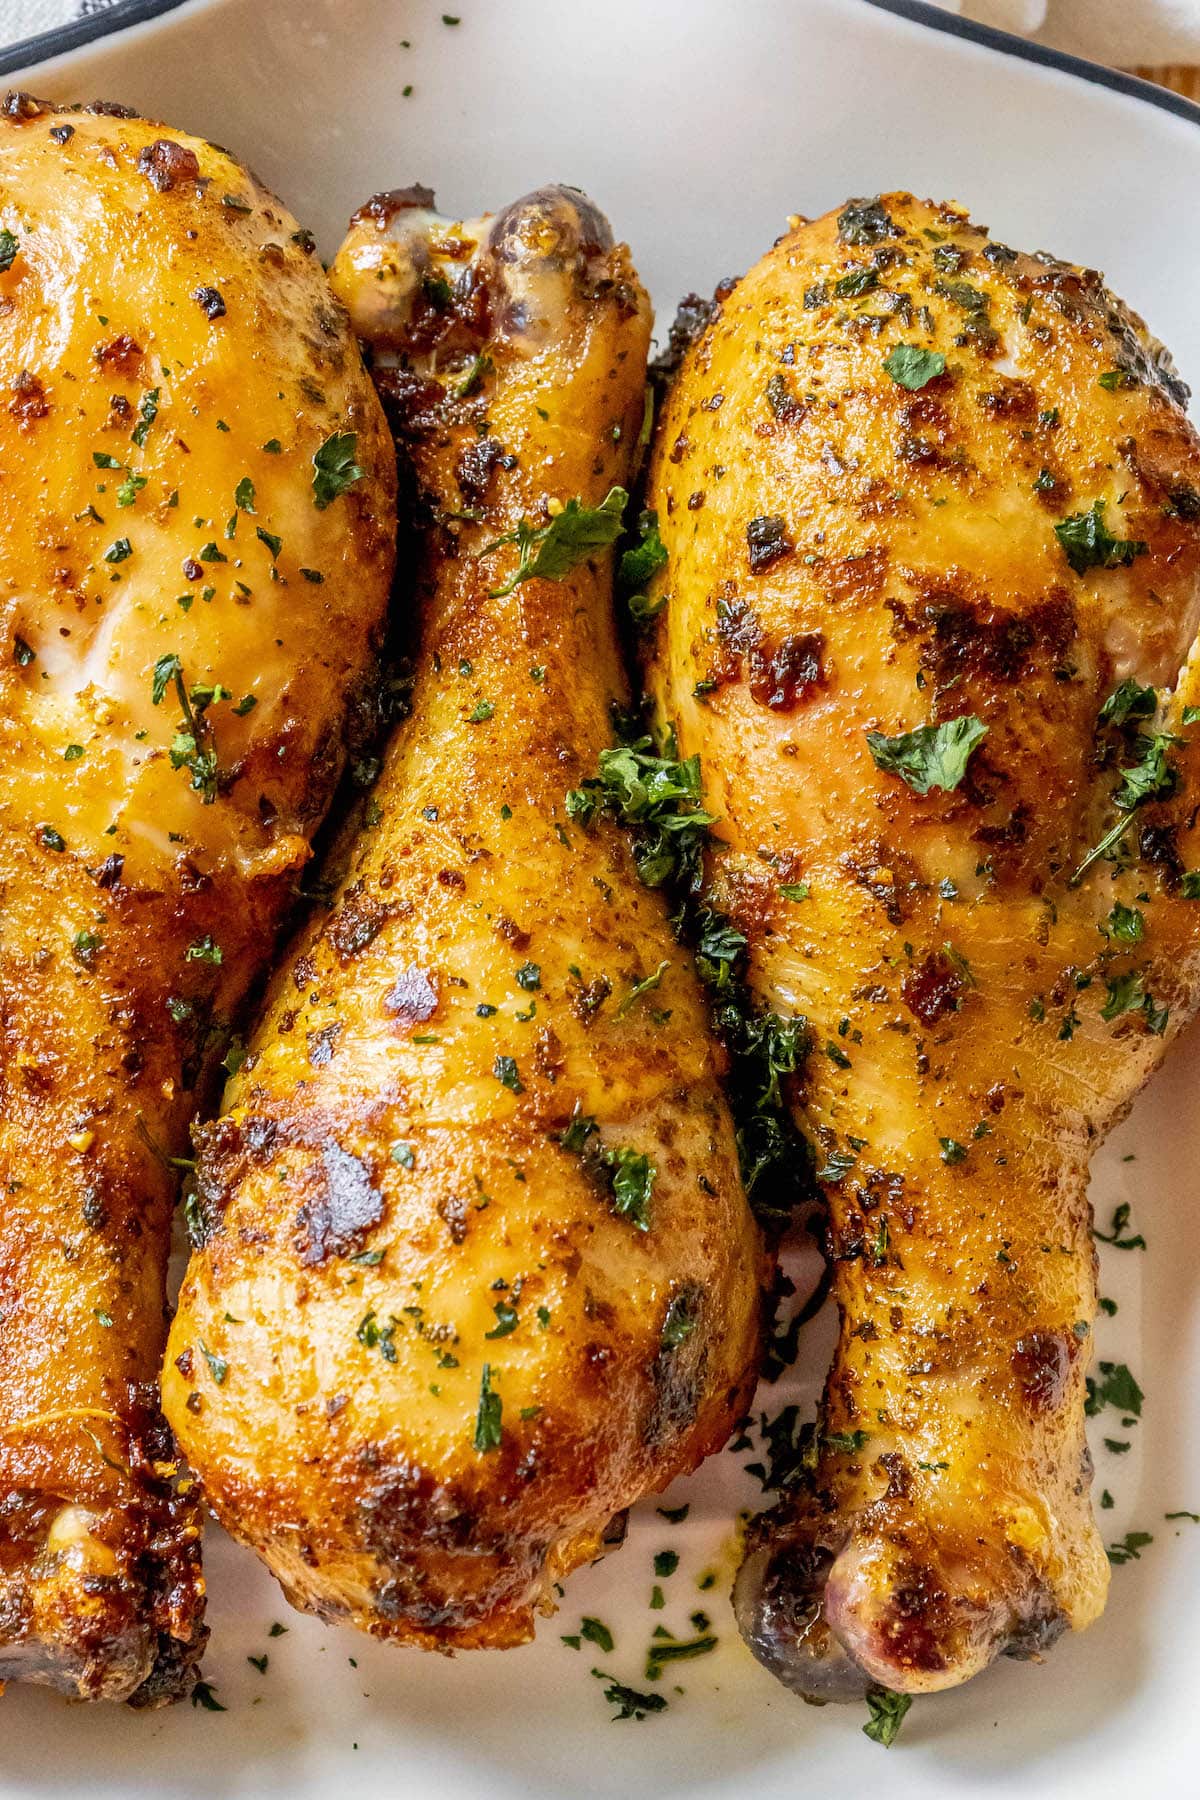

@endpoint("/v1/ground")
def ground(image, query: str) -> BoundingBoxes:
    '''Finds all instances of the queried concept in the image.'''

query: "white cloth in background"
[3,1,120,49]
[2,1,1200,76]
[932,0,1200,66]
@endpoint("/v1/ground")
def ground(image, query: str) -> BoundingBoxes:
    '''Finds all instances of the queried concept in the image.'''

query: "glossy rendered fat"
[0,97,395,1699]
[643,194,1200,1695]
[163,187,763,1649]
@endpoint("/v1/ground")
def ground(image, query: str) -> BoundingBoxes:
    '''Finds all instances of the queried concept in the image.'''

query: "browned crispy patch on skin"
[887,588,1077,691]
[136,138,201,193]
[0,96,395,1700]
[647,190,1200,1700]
[327,887,390,963]
[711,598,826,710]
[382,965,439,1024]
[294,1146,385,1266]
[164,187,763,1652]
[901,951,964,1025]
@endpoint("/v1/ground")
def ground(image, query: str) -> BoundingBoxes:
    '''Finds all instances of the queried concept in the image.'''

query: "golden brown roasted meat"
[162,185,763,1650]
[641,193,1200,1698]
[0,95,395,1700]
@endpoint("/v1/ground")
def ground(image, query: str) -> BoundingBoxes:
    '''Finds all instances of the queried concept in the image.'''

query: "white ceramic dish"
[4,3,1199,1796]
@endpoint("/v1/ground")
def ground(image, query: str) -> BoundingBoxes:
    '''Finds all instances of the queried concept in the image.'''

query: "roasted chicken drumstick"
[163,185,762,1649]
[641,193,1200,1698]
[0,97,394,1700]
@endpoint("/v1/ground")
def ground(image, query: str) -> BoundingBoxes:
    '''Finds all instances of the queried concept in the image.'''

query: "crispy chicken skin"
[163,185,763,1650]
[0,96,395,1700]
[641,193,1200,1698]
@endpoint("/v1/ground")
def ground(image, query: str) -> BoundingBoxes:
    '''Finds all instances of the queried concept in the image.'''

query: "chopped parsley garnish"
[607,1147,656,1230]
[939,1137,967,1165]
[863,1686,912,1748]
[71,929,103,966]
[1074,687,1179,882]
[579,1617,614,1654]
[493,1054,523,1093]
[615,959,669,1019]
[152,652,226,803]
[558,1111,598,1154]
[653,1550,679,1578]
[591,1668,667,1721]
[104,537,132,563]
[312,431,365,509]
[453,351,492,398]
[835,267,878,298]
[865,714,987,794]
[710,995,809,1228]
[837,198,893,244]
[1085,1360,1143,1418]
[473,1363,502,1451]
[190,1680,226,1712]
[1054,500,1147,575]
[883,344,946,390]
[825,1429,870,1454]
[198,1341,228,1385]
[570,736,716,888]
[131,387,159,449]
[556,1114,657,1231]
[515,961,541,990]
[185,934,223,965]
[1104,902,1145,943]
[485,1301,519,1339]
[619,507,668,623]
[0,228,19,272]
[644,1634,717,1679]
[1099,969,1166,1034]
[1107,1530,1154,1566]
[1094,1200,1145,1250]
[480,486,627,597]
[660,1291,697,1348]
[467,700,494,722]
[356,1311,397,1362]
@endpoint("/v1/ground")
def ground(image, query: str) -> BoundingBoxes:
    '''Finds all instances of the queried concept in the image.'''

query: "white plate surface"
[6,3,1200,1796]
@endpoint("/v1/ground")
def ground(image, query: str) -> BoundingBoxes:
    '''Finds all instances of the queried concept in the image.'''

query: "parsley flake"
[480,486,626,597]
[883,344,946,390]
[863,1686,912,1748]
[865,715,987,794]
[312,431,365,509]
[473,1362,502,1451]
[1055,501,1147,575]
